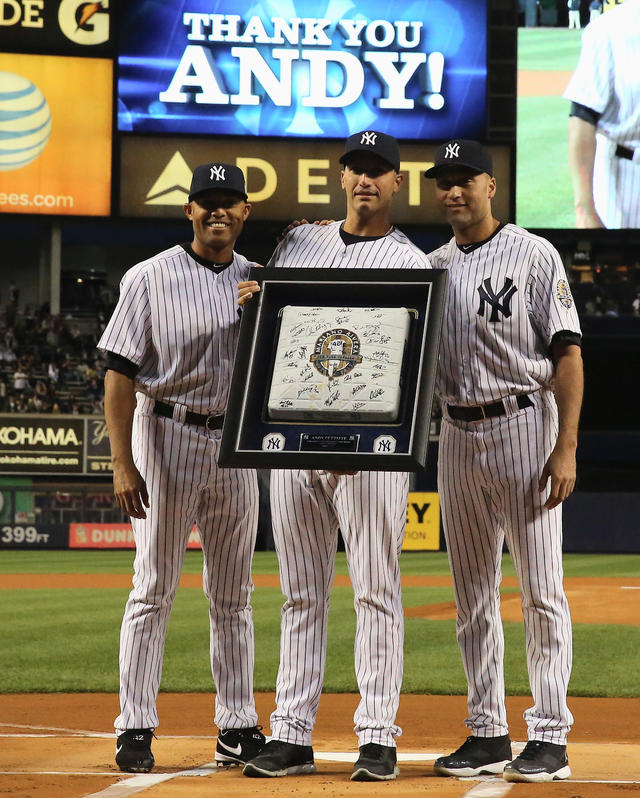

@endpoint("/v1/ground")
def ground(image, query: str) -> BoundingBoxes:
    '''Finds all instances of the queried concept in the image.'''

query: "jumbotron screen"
[516,0,637,230]
[117,0,487,140]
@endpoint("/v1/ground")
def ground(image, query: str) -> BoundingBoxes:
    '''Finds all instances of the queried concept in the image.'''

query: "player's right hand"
[238,280,260,306]
[113,461,149,519]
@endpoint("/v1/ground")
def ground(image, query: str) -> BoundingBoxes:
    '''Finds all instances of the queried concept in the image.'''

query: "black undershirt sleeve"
[569,102,601,126]
[105,351,139,379]
[550,330,583,358]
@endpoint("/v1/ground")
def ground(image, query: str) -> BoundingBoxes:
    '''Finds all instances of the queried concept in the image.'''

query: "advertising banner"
[85,417,113,474]
[0,0,112,54]
[118,0,487,140]
[119,136,511,223]
[0,53,112,216]
[0,415,85,474]
[0,523,68,549]
[69,523,203,549]
[402,491,440,551]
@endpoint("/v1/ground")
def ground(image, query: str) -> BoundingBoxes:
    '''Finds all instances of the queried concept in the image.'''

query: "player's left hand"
[238,280,260,306]
[277,218,335,242]
[539,443,576,509]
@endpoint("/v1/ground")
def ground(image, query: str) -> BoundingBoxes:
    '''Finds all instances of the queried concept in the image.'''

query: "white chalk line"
[0,723,215,740]
[462,781,513,797]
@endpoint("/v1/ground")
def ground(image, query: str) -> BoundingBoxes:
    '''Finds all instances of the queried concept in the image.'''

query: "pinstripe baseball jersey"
[428,223,582,407]
[563,0,640,226]
[100,240,261,738]
[98,244,255,414]
[268,221,432,270]
[432,219,580,748]
[265,220,430,753]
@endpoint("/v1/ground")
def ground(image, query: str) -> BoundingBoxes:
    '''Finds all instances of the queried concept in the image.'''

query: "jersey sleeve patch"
[555,279,574,309]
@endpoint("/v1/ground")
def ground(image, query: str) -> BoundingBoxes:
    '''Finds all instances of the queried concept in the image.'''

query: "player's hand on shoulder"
[277,219,310,242]
[238,280,260,306]
[276,218,335,242]
[113,460,149,519]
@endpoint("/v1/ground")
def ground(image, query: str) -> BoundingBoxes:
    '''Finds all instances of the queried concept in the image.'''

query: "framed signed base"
[219,267,448,471]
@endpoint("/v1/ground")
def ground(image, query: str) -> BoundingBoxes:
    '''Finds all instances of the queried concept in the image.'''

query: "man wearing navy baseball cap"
[185,162,251,262]
[101,155,266,775]
[424,139,496,241]
[423,138,582,785]
[240,129,431,784]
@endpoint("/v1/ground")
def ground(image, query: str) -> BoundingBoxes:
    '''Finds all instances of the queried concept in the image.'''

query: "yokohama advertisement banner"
[0,414,113,475]
[0,415,85,474]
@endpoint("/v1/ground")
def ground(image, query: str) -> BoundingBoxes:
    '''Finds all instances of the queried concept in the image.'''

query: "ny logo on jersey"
[360,131,377,146]
[445,142,460,159]
[477,277,518,322]
[210,165,226,181]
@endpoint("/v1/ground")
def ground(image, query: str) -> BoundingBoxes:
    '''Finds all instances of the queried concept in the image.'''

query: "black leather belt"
[615,144,635,161]
[447,394,533,422]
[153,400,224,430]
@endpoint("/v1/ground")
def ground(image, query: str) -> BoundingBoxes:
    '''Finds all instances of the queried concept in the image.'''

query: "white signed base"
[268,306,410,421]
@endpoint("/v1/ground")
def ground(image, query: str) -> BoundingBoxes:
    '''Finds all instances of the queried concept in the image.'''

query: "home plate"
[314,752,443,762]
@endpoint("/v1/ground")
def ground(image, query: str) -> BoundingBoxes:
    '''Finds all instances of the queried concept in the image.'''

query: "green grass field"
[2,551,639,697]
[516,28,582,228]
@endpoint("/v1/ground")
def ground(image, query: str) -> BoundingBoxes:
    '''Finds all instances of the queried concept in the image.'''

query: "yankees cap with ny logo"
[188,162,248,201]
[339,130,401,172]
[424,139,493,178]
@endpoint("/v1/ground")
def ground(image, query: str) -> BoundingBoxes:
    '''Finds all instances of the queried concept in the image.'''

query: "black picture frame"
[219,267,448,471]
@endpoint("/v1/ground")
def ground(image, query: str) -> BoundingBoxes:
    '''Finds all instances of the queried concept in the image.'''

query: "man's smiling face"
[185,190,251,259]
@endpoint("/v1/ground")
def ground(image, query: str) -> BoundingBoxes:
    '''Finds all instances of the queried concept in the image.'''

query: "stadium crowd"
[0,299,108,415]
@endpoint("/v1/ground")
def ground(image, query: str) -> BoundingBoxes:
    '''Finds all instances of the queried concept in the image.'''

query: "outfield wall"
[2,418,638,553]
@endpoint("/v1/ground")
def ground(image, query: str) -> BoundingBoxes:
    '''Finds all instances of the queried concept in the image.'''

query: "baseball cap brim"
[189,187,248,202]
[339,149,397,171]
[424,162,486,178]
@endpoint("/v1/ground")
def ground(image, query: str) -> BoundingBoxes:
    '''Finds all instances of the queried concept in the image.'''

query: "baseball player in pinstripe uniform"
[564,0,640,228]
[424,140,583,783]
[99,163,265,773]
[239,131,431,782]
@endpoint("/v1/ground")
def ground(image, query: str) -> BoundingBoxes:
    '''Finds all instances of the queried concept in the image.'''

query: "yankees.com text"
[0,190,74,209]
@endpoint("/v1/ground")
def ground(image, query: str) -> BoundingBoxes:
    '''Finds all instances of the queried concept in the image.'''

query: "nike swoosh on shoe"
[218,740,243,756]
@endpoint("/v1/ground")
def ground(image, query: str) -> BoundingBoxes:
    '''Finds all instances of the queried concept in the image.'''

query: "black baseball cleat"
[351,743,399,781]
[434,734,512,777]
[115,728,155,773]
[215,725,266,766]
[503,740,571,782]
[242,740,316,777]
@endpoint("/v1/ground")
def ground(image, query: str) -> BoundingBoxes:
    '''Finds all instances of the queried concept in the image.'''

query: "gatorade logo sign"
[0,0,111,52]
